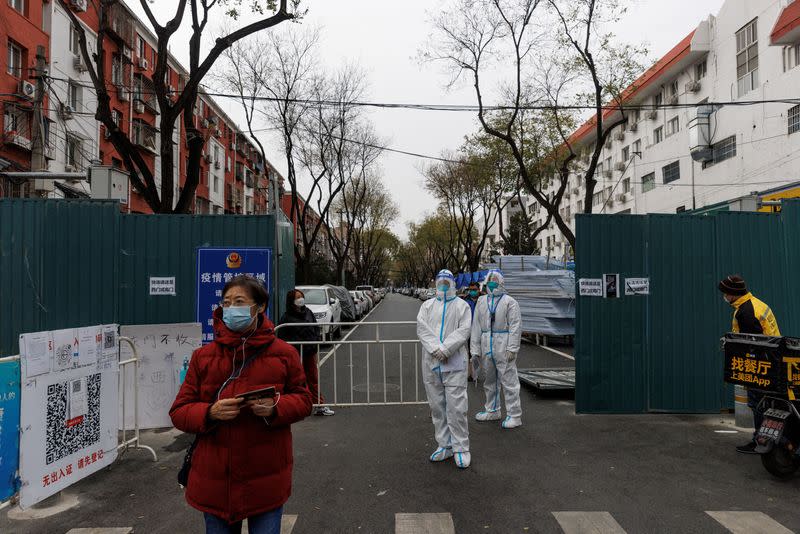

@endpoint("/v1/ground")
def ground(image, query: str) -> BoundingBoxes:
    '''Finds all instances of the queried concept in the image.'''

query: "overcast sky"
[127,0,725,239]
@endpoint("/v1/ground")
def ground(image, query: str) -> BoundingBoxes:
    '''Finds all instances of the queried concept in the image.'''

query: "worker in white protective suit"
[416,269,473,468]
[471,269,523,429]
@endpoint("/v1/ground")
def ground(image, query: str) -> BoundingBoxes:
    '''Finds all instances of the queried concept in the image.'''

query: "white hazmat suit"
[470,270,523,428]
[417,270,473,468]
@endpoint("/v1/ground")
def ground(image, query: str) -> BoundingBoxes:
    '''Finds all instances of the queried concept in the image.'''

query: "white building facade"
[527,0,800,260]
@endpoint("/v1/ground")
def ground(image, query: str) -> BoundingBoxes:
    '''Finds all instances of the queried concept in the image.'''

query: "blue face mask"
[223,305,255,332]
[487,281,499,292]
[469,290,479,298]
[438,284,450,293]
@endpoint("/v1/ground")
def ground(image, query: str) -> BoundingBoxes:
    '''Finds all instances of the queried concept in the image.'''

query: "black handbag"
[178,352,263,488]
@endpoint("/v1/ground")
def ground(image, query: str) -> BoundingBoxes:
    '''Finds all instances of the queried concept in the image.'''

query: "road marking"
[552,512,627,533]
[319,299,384,367]
[706,511,794,534]
[395,513,455,534]
[241,515,297,534]
[542,346,575,361]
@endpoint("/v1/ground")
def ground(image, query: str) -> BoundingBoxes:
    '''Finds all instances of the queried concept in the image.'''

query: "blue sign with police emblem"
[196,248,272,343]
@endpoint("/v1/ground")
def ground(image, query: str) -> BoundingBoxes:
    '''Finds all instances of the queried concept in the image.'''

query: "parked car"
[356,285,374,293]
[349,290,366,318]
[325,284,357,323]
[355,290,373,313]
[296,285,342,338]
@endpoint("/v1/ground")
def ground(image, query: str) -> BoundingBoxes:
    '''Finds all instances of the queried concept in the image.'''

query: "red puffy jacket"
[170,308,312,523]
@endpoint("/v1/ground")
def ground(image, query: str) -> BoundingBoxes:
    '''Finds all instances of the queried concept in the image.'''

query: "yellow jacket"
[731,292,780,336]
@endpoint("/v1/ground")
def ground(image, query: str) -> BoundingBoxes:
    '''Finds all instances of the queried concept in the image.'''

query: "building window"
[783,44,800,72]
[621,145,630,162]
[112,55,124,85]
[7,40,23,77]
[68,81,82,111]
[136,35,145,59]
[592,191,603,207]
[735,18,759,97]
[666,116,679,137]
[662,161,680,184]
[702,136,737,168]
[65,135,83,170]
[622,177,631,193]
[8,0,24,14]
[69,24,81,54]
[577,200,583,212]
[789,105,800,135]
[633,139,641,156]
[642,172,655,193]
[654,91,663,109]
[667,80,679,100]
[695,60,707,79]
[654,126,663,144]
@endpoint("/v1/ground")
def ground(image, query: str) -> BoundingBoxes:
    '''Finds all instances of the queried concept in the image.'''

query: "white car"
[297,285,342,338]
[355,290,373,313]
[349,290,366,318]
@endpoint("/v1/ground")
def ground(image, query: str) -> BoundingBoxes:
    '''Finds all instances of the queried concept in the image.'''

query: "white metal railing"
[273,321,427,407]
[117,337,158,461]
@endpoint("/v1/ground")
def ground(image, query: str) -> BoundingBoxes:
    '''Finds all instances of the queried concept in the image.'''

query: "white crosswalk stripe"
[395,513,455,534]
[706,511,794,534]
[552,511,627,534]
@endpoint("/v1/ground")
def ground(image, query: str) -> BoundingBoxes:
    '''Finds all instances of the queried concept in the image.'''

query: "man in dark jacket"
[719,274,781,453]
[278,290,333,416]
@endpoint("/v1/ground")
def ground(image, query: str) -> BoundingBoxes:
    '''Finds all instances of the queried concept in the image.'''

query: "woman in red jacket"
[170,275,312,534]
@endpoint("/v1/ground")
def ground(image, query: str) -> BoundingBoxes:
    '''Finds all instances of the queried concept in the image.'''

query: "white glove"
[506,351,517,362]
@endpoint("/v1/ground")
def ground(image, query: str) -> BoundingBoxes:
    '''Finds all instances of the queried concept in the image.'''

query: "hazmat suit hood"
[484,269,506,296]
[435,269,457,301]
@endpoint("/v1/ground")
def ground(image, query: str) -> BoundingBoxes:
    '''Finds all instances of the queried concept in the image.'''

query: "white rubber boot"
[454,451,471,469]
[501,416,522,429]
[475,410,502,422]
[429,447,454,462]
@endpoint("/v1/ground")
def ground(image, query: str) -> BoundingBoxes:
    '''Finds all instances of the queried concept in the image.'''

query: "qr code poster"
[18,326,119,509]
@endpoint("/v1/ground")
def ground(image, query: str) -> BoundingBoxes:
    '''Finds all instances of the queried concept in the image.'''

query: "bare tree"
[350,176,400,284]
[423,0,646,252]
[59,0,302,213]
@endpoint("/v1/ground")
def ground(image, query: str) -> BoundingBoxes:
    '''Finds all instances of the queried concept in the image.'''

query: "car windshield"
[301,288,327,305]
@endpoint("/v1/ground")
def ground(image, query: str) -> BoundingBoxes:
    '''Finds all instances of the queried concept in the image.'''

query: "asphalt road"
[3,293,800,534]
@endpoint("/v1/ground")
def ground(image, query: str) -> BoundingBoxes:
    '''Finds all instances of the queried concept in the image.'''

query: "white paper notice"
[625,277,650,296]
[579,278,603,297]
[97,325,118,371]
[78,326,101,368]
[21,332,53,379]
[52,328,78,372]
[69,378,87,419]
[437,352,467,373]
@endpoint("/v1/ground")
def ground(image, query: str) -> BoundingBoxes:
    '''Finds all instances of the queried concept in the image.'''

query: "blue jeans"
[204,506,283,534]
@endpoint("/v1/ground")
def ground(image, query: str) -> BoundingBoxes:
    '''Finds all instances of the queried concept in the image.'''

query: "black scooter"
[754,396,800,478]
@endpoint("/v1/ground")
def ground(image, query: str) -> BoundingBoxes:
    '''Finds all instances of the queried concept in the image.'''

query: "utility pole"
[270,171,281,320]
[31,45,52,196]
[337,208,346,287]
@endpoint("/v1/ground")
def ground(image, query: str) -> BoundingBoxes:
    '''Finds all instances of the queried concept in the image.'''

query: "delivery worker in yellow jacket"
[719,274,780,454]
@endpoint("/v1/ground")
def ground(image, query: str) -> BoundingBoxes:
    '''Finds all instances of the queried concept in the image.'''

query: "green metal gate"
[0,199,294,357]
[575,201,800,414]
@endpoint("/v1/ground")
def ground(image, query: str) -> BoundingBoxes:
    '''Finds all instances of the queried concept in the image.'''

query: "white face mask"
[295,298,305,307]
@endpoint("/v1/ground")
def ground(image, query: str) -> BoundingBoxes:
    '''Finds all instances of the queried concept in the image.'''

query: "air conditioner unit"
[60,103,75,120]
[17,80,36,100]
[214,161,221,170]
[686,80,701,93]
[122,47,132,60]
[668,94,679,105]
[104,126,111,139]
[646,110,658,120]
[230,141,236,150]
[617,193,630,203]
[614,130,625,141]
[137,57,149,70]
[201,118,210,129]
[216,128,222,137]
[602,170,612,179]
[614,162,626,172]
[133,100,145,113]
[628,122,638,133]
[208,116,218,126]
[70,0,88,12]
[607,198,615,208]
[73,54,87,72]
[118,87,130,102]
[6,131,32,149]
[204,154,213,163]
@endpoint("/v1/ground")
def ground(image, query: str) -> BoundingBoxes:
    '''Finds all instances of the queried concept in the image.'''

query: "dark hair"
[285,289,304,311]
[468,281,480,288]
[222,275,269,308]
